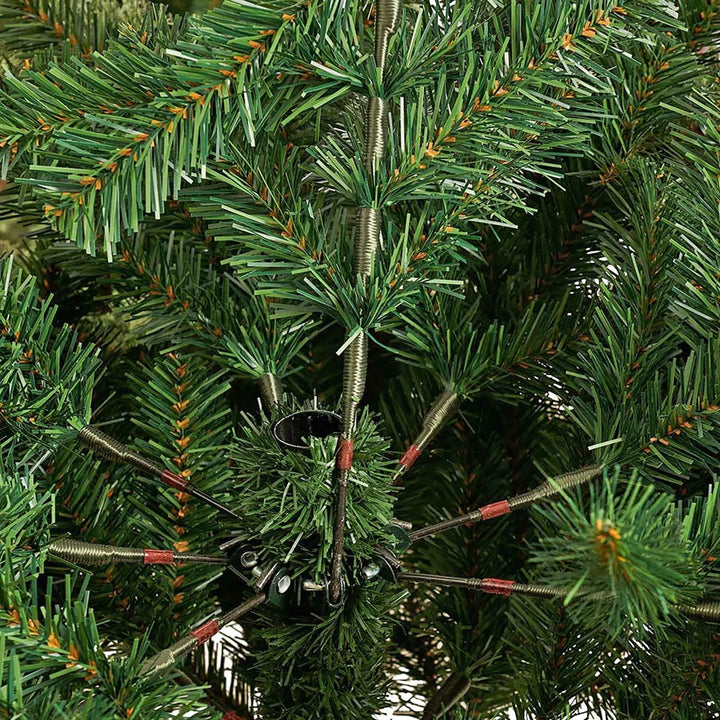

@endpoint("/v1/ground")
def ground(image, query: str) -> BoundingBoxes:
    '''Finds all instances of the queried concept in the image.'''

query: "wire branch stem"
[329,0,401,604]
[393,389,460,483]
[141,593,266,675]
[48,538,227,566]
[78,425,239,519]
[409,465,603,541]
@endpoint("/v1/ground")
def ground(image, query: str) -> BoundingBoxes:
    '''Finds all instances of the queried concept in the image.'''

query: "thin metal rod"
[141,593,266,675]
[48,538,227,566]
[78,425,239,520]
[409,466,603,542]
[401,573,720,622]
[329,0,400,605]
[400,572,573,599]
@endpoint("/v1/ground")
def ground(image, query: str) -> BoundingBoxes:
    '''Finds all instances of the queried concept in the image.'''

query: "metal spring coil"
[354,207,380,277]
[141,635,198,675]
[511,584,611,602]
[508,465,603,511]
[141,594,266,676]
[219,592,267,627]
[258,372,283,409]
[363,98,388,173]
[373,0,402,76]
[512,583,568,600]
[680,602,720,622]
[49,538,143,565]
[414,389,460,450]
[341,332,368,436]
[78,425,159,477]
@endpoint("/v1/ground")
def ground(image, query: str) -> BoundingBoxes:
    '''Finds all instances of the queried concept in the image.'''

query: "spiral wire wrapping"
[512,583,568,599]
[363,98,388,174]
[508,465,603,511]
[409,464,605,542]
[49,538,143,565]
[258,372,284,410]
[330,0,400,605]
[400,574,720,622]
[413,389,460,451]
[373,0,402,76]
[79,424,239,519]
[48,538,227,566]
[78,425,160,477]
[679,602,720,621]
[341,332,369,437]
[142,593,267,676]
[141,635,198,675]
[354,207,381,277]
[401,573,614,603]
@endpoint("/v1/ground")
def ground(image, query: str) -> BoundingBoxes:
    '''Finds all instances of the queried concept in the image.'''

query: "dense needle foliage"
[2,0,720,717]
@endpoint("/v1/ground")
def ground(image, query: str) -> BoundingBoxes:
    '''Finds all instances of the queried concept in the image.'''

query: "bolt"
[302,580,326,592]
[361,563,381,581]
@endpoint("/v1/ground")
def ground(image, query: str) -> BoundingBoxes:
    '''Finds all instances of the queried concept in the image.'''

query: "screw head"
[241,551,258,568]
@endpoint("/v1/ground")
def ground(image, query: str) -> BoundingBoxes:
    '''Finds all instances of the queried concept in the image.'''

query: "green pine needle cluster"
[530,469,702,635]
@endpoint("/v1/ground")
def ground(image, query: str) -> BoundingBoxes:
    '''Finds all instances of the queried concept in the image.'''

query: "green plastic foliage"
[530,469,701,637]
[0,256,100,450]
[230,407,396,580]
[0,0,148,62]
[3,0,720,717]
[391,285,577,400]
[254,585,405,720]
[0,455,54,575]
[183,401,402,720]
[0,570,218,719]
[0,0,295,256]
[608,620,720,720]
[506,599,608,720]
[0,448,218,719]
[53,353,233,646]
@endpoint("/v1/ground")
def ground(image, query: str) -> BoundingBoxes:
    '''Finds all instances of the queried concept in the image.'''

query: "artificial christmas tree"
[2,0,720,717]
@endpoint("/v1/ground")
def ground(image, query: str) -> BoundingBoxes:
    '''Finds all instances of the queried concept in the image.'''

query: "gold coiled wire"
[508,465,603,511]
[78,425,159,476]
[341,332,369,437]
[49,538,144,565]
[354,207,380,277]
[373,0,402,76]
[414,389,460,451]
[141,635,198,675]
[363,98,388,173]
[141,594,266,676]
[680,602,720,622]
